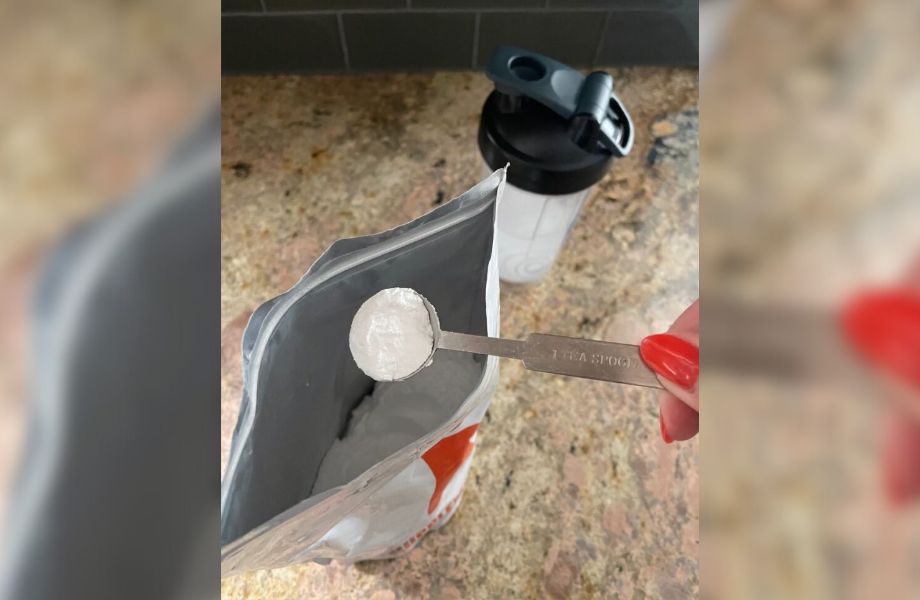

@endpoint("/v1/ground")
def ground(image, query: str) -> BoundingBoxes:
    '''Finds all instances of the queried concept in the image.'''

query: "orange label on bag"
[421,424,478,513]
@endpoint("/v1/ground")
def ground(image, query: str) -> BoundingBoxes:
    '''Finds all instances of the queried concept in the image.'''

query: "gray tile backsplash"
[477,11,607,68]
[344,13,476,70]
[412,0,543,7]
[222,0,263,13]
[597,10,696,65]
[222,15,345,73]
[265,0,405,10]
[547,0,688,9]
[222,0,697,73]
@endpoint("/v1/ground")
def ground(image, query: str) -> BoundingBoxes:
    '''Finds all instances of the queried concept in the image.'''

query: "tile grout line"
[471,12,481,69]
[591,10,612,67]
[336,12,351,71]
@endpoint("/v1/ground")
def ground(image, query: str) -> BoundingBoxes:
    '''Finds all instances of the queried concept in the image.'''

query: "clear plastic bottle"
[478,47,634,284]
[490,169,593,283]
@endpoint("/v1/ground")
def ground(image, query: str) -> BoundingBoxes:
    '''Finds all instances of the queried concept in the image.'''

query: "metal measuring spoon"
[407,290,662,389]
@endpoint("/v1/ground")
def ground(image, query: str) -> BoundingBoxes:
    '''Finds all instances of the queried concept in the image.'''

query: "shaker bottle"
[478,47,635,283]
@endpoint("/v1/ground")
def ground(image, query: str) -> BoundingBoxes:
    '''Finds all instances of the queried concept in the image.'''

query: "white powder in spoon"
[349,287,435,381]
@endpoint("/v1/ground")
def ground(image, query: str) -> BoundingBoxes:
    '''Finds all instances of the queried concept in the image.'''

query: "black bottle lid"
[478,47,634,195]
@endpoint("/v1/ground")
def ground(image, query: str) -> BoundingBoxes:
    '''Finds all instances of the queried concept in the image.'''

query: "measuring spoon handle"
[437,331,662,389]
[522,333,662,388]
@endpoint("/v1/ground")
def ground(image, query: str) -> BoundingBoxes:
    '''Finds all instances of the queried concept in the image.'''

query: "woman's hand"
[640,300,699,443]
[842,280,920,505]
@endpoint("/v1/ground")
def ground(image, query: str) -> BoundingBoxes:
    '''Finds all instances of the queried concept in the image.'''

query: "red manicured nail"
[640,334,699,390]
[841,289,920,391]
[659,410,673,444]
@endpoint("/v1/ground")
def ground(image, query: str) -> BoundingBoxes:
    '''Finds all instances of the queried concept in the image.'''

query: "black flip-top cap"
[478,47,634,196]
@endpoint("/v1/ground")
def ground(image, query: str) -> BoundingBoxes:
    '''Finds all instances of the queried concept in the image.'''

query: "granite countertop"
[221,69,698,599]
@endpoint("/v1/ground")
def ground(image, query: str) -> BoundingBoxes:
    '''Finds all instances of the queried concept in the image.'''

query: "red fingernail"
[841,289,920,391]
[659,410,673,444]
[640,334,699,390]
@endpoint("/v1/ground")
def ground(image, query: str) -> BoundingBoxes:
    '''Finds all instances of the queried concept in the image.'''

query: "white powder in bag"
[311,351,482,495]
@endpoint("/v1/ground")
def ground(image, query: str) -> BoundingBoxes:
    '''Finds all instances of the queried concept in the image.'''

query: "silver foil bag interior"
[220,171,504,573]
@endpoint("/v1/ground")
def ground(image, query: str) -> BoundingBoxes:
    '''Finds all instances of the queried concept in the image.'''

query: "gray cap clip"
[485,46,634,157]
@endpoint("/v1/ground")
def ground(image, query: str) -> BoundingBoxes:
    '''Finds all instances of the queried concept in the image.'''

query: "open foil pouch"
[221,169,505,576]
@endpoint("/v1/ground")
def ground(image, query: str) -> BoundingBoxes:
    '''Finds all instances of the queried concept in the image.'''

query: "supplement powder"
[312,351,482,495]
[349,287,435,381]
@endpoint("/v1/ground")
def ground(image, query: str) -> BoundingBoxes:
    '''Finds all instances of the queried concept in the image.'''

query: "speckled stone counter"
[221,69,698,599]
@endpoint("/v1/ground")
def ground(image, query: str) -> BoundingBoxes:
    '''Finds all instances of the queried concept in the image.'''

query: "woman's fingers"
[668,299,700,341]
[841,289,920,391]
[882,408,920,505]
[641,299,700,442]
[659,391,699,443]
[640,332,699,411]
[841,287,920,504]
